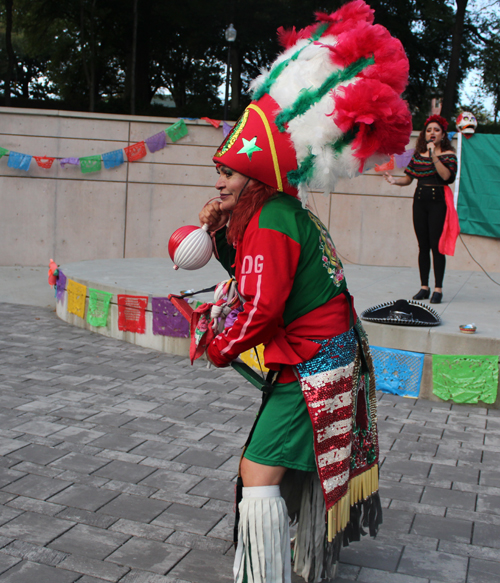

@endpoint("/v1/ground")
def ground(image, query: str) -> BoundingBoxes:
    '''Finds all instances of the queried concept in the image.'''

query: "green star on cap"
[237,137,262,160]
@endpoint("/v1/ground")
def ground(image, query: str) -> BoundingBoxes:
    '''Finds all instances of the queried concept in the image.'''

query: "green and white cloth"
[456,133,500,238]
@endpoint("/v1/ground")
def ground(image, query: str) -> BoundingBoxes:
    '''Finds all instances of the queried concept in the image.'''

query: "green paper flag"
[166,119,188,143]
[87,288,113,327]
[432,355,498,404]
[80,155,102,173]
[0,147,9,159]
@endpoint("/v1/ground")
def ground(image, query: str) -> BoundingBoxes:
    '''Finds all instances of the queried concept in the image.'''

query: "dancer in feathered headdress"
[195,2,412,581]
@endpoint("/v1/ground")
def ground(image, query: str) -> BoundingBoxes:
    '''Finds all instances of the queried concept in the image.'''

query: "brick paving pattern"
[0,302,498,582]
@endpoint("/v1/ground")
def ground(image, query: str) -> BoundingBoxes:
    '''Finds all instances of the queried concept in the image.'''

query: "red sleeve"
[207,224,301,367]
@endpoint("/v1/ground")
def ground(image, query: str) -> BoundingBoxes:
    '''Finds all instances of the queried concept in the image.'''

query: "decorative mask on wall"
[456,112,477,138]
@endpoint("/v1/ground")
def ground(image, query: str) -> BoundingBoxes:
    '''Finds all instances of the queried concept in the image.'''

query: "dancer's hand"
[384,172,396,185]
[199,201,229,231]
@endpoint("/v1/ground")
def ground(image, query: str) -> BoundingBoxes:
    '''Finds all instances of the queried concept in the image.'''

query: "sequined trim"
[317,419,352,443]
[214,109,250,158]
[301,362,355,387]
[308,392,352,413]
[318,445,351,468]
[324,470,350,493]
[307,211,345,286]
[296,323,379,513]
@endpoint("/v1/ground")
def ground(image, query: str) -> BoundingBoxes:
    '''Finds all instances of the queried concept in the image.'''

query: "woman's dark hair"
[415,122,455,154]
[226,181,286,245]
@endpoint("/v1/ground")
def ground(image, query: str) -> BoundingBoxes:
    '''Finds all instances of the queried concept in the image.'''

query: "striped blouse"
[404,152,457,185]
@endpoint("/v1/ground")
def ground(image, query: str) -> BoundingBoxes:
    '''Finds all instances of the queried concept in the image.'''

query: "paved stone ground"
[0,302,498,583]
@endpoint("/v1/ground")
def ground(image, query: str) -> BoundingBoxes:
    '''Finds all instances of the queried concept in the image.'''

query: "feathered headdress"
[214,0,412,205]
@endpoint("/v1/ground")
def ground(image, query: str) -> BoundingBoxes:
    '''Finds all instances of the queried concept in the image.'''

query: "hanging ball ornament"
[168,223,213,270]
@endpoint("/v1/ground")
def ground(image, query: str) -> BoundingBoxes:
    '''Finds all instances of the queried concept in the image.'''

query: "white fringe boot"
[234,485,292,583]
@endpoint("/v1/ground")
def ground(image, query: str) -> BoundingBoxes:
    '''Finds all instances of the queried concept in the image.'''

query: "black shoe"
[413,288,430,300]
[430,291,443,304]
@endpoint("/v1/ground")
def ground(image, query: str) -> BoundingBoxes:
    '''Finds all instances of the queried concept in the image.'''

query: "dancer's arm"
[384,172,413,186]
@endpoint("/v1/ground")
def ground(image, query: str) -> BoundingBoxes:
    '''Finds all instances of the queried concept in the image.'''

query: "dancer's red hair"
[226,181,292,245]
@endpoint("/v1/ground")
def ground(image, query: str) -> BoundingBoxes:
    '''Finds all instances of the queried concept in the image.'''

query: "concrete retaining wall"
[56,291,192,359]
[1,106,499,272]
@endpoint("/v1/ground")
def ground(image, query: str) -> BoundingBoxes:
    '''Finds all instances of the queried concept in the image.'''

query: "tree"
[0,0,54,102]
[223,0,468,124]
[5,0,125,110]
[148,2,225,115]
[367,0,466,125]
[0,0,488,123]
[9,0,226,115]
[477,16,500,122]
[219,0,331,116]
[441,0,470,120]
[3,0,14,105]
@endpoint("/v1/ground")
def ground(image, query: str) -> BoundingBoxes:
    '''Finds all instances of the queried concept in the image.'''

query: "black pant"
[412,185,447,288]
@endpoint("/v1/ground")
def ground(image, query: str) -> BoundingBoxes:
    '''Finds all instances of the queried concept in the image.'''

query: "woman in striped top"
[384,115,457,304]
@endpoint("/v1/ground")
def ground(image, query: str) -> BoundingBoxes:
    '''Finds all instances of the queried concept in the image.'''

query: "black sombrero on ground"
[361,299,441,326]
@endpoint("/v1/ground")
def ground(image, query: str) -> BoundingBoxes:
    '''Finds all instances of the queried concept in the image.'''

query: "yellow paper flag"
[67,279,87,319]
[240,344,268,373]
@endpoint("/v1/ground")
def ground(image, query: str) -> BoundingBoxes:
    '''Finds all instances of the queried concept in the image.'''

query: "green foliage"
[1,0,128,109]
[371,0,452,117]
[476,17,500,122]
[0,0,496,123]
[0,0,53,99]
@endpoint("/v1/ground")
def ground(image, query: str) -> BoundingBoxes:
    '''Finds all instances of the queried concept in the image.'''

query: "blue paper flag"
[370,345,424,398]
[8,151,32,171]
[102,149,124,169]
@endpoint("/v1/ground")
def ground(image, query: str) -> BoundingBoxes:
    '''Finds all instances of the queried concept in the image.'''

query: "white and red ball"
[168,224,213,270]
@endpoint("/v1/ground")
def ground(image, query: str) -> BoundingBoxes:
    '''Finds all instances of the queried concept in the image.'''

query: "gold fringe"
[327,464,379,542]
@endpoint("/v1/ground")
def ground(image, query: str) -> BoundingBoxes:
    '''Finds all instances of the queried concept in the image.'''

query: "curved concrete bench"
[56,259,500,407]
[56,258,228,358]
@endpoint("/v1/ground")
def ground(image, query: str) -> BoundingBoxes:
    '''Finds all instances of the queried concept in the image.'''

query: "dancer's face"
[215,166,254,212]
[426,122,444,146]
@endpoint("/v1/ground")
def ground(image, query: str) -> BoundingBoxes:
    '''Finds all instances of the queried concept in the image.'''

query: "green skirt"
[244,380,316,472]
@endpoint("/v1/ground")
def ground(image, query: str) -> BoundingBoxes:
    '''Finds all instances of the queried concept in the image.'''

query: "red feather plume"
[326,21,409,95]
[277,0,374,50]
[332,79,412,170]
[316,0,374,36]
[277,23,321,49]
